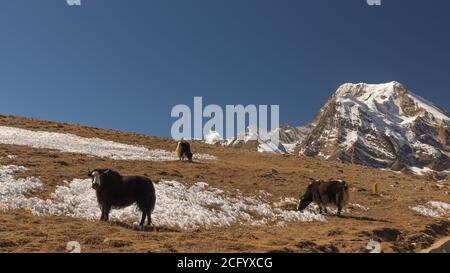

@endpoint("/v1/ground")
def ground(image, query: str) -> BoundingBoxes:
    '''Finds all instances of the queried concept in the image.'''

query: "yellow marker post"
[372,183,379,195]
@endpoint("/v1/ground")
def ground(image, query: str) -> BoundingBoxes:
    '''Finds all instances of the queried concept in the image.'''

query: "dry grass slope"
[0,114,449,253]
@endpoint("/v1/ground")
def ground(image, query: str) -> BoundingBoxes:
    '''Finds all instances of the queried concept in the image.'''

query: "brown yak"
[175,140,193,161]
[88,168,156,226]
[297,179,350,216]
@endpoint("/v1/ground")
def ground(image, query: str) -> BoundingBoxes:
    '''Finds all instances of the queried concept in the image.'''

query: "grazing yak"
[176,140,193,161]
[88,168,156,226]
[297,179,350,216]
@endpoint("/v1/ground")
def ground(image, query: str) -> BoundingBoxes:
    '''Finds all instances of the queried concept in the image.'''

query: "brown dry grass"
[1,114,449,253]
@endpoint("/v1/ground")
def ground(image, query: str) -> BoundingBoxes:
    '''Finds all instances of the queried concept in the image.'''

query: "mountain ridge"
[298,81,449,177]
[205,81,449,177]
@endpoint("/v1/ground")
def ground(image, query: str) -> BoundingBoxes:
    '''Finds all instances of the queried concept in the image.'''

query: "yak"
[297,179,349,216]
[88,168,156,226]
[175,140,193,161]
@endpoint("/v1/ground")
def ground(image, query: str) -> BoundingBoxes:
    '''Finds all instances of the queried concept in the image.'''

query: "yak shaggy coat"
[175,140,193,161]
[297,180,350,216]
[89,169,156,226]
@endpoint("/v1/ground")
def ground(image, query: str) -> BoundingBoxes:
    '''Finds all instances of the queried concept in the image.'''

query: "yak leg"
[104,205,111,221]
[313,193,321,214]
[146,211,152,226]
[139,211,146,226]
[337,196,344,216]
[101,205,111,221]
[99,205,105,221]
[323,206,328,214]
[336,196,342,216]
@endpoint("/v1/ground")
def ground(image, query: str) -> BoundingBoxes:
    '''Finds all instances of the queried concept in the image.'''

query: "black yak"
[297,179,349,216]
[88,168,156,226]
[175,140,193,161]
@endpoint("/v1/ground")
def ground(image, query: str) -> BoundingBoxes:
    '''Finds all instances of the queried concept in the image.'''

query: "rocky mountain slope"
[298,82,449,177]
[204,82,449,177]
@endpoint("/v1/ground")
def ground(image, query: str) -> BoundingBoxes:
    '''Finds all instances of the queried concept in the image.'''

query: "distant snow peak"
[204,130,222,145]
[203,126,308,154]
[299,82,450,177]
[334,81,448,124]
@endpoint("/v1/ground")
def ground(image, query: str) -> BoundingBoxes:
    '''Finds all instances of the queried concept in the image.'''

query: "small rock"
[372,228,401,242]
[132,223,144,231]
[366,240,381,253]
[103,238,132,248]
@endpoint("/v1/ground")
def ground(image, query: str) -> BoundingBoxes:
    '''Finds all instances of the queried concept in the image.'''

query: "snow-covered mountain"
[298,82,450,176]
[202,81,449,176]
[204,125,312,154]
[276,124,314,153]
[204,128,284,154]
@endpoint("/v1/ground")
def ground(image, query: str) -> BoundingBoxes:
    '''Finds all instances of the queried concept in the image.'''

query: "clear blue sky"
[1,0,449,137]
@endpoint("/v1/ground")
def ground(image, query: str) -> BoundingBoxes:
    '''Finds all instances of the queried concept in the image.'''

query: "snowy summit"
[299,82,449,176]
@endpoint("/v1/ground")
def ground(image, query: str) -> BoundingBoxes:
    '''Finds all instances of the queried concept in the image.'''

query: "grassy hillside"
[0,114,449,253]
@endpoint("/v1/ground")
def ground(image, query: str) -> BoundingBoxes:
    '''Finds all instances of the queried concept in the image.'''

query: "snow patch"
[0,165,44,212]
[408,92,450,123]
[408,166,435,175]
[349,203,370,211]
[411,201,450,219]
[282,143,297,154]
[273,197,298,208]
[257,140,287,154]
[0,165,324,229]
[0,126,216,161]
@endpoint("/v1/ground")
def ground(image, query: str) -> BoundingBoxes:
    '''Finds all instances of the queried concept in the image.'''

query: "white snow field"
[0,164,324,229]
[0,165,45,212]
[0,126,216,161]
[410,201,450,220]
